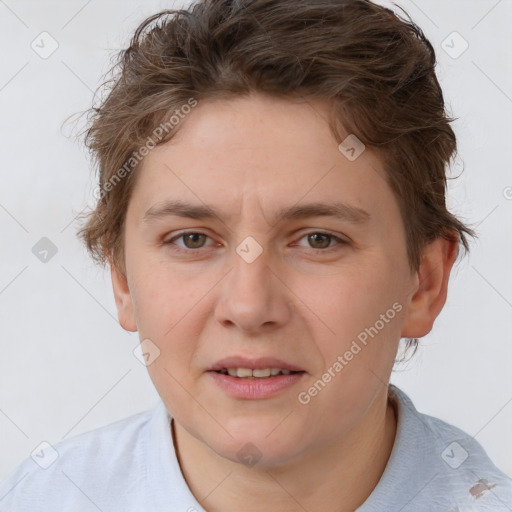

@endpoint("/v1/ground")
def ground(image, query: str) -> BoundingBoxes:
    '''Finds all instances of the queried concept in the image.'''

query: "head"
[77,0,476,466]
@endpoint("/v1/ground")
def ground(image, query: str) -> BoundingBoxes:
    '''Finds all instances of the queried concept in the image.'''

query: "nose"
[214,242,292,334]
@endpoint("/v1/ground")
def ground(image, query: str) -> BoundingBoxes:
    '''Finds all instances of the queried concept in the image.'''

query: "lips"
[206,356,306,398]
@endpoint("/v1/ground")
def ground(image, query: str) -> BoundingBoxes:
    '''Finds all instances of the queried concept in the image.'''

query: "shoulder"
[388,385,512,511]
[0,405,159,511]
[422,407,512,510]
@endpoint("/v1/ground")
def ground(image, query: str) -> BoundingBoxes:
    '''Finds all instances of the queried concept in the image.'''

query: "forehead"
[129,94,398,227]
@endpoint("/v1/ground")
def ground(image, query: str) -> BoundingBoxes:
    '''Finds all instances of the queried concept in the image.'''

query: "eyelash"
[163,230,348,255]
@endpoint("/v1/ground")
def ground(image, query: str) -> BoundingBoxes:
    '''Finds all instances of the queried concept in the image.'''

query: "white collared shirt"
[1,385,511,511]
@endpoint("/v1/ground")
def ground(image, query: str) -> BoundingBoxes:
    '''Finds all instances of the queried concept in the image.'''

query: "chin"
[205,421,307,468]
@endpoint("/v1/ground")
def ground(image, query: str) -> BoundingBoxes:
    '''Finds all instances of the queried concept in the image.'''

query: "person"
[1,0,511,510]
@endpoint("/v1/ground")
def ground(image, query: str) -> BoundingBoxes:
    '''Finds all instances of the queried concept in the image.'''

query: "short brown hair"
[76,0,476,353]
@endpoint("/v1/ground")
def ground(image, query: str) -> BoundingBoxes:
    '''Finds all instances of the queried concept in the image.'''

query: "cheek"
[312,262,399,337]
[303,259,405,379]
[145,359,202,434]
[130,258,198,326]
[128,268,207,384]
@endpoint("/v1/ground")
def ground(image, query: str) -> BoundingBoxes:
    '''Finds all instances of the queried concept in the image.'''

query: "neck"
[172,387,397,512]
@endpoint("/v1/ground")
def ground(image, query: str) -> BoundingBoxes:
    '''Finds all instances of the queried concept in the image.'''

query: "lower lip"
[207,371,305,400]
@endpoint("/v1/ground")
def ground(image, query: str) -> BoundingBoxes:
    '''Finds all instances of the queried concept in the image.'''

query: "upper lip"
[208,356,305,372]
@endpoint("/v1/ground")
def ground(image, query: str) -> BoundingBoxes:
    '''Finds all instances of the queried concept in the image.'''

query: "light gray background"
[0,0,511,481]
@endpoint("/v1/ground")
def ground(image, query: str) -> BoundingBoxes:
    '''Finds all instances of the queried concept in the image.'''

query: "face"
[111,93,436,467]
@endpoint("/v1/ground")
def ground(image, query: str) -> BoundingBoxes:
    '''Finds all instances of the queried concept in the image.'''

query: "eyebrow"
[142,199,371,226]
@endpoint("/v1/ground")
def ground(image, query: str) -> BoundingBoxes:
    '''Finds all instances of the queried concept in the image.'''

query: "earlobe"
[109,258,138,332]
[401,236,459,338]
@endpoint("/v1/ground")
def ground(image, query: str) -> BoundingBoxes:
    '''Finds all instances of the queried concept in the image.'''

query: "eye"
[164,231,214,252]
[294,231,348,252]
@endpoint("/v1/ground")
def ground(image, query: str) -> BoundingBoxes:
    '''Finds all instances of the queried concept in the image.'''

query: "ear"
[109,257,138,332]
[401,236,459,338]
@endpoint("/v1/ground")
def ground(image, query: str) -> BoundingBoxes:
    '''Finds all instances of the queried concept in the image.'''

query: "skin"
[110,92,458,511]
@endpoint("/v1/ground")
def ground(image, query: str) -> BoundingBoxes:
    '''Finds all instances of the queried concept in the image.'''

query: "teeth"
[237,368,253,378]
[219,368,296,378]
[252,368,271,378]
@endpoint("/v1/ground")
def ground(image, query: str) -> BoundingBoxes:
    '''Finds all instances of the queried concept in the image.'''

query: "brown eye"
[294,231,347,252]
[164,231,213,252]
[181,233,207,249]
[307,233,332,249]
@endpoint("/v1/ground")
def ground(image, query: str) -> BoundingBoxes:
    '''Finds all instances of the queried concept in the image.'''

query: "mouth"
[211,367,304,379]
[207,356,305,377]
[206,356,306,399]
